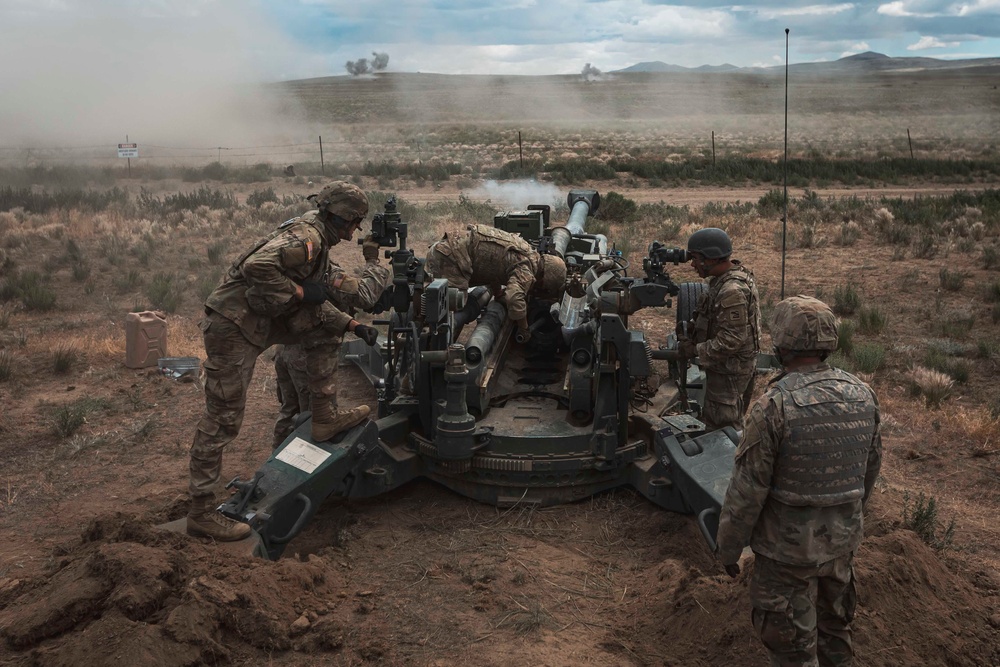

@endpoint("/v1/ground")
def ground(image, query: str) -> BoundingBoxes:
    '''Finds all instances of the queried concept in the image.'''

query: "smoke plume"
[581,63,603,81]
[346,52,390,76]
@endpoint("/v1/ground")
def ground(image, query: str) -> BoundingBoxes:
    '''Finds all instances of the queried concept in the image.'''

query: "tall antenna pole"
[781,28,790,300]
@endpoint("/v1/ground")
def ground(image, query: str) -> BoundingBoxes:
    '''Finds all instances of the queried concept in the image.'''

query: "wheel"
[677,282,708,331]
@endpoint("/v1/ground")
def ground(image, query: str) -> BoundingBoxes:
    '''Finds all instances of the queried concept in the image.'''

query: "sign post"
[118,137,138,178]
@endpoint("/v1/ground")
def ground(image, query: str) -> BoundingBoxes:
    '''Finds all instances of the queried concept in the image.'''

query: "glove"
[353,323,379,347]
[677,338,698,358]
[299,281,327,305]
[362,234,380,262]
[724,563,741,579]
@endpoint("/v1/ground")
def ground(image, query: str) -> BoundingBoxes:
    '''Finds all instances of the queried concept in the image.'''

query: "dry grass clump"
[907,365,954,408]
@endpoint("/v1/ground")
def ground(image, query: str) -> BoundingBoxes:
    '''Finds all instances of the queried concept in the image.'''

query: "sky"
[0,0,997,146]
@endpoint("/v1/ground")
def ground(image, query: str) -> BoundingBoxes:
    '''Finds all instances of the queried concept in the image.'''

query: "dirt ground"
[1,174,999,667]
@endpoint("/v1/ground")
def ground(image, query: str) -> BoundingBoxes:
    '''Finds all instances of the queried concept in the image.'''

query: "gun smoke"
[581,63,603,81]
[469,180,563,210]
[346,52,390,76]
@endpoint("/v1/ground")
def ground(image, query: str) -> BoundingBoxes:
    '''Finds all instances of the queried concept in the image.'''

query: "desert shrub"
[826,350,855,372]
[857,306,888,335]
[832,283,861,316]
[924,346,971,383]
[71,260,91,281]
[52,343,78,375]
[99,233,129,265]
[51,403,87,438]
[599,191,639,224]
[0,350,13,381]
[247,187,279,208]
[938,268,966,292]
[912,233,938,259]
[902,492,956,550]
[144,272,183,313]
[837,319,855,356]
[1,270,55,311]
[984,279,1000,302]
[984,245,1000,270]
[838,221,861,246]
[928,310,976,339]
[993,304,1000,324]
[907,366,954,408]
[852,342,885,373]
[114,269,143,295]
[207,241,227,264]
[0,306,9,329]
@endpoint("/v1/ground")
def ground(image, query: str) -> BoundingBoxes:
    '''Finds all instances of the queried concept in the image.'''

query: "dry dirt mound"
[0,514,395,666]
[1,504,998,666]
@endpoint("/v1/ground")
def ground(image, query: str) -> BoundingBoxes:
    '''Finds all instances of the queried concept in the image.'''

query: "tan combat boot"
[312,400,370,442]
[186,496,252,542]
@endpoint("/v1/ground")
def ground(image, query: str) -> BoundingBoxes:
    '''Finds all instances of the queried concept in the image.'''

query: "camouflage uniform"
[691,261,761,430]
[716,362,882,667]
[191,209,355,502]
[272,258,390,447]
[425,224,541,323]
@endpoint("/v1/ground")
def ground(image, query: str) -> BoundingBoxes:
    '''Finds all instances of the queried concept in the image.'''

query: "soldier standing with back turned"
[716,296,882,667]
[186,182,380,542]
[677,227,761,431]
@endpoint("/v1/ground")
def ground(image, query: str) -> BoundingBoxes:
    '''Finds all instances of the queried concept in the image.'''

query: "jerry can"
[125,311,167,368]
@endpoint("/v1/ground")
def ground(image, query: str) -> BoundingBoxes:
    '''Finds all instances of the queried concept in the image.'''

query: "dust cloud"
[469,180,563,209]
[0,1,312,151]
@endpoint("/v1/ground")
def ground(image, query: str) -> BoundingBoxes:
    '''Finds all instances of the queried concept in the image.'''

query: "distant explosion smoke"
[581,63,603,81]
[346,52,389,76]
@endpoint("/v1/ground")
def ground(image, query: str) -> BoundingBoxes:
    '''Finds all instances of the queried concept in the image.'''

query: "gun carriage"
[220,189,740,560]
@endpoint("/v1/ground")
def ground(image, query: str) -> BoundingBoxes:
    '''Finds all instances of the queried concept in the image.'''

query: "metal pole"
[319,135,325,175]
[712,131,716,167]
[781,28,789,301]
[518,131,523,170]
[126,133,131,178]
[907,128,914,159]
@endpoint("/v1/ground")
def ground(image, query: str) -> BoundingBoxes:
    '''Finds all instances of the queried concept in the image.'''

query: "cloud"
[841,41,872,56]
[732,3,855,20]
[908,35,961,48]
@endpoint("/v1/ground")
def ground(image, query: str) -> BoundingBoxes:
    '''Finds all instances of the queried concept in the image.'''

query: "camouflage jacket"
[435,224,540,321]
[205,211,353,347]
[326,256,391,316]
[716,363,882,567]
[692,262,761,374]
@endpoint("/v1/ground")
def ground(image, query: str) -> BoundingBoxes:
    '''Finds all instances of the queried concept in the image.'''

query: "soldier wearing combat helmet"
[677,227,761,431]
[425,224,566,342]
[716,295,882,667]
[186,182,381,542]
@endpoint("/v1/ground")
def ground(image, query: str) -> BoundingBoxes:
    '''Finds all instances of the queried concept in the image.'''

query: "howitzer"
[218,189,738,560]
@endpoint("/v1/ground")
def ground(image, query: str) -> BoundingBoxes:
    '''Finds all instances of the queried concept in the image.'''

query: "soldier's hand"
[299,281,328,305]
[353,323,379,347]
[724,563,741,579]
[362,234,380,262]
[677,338,697,359]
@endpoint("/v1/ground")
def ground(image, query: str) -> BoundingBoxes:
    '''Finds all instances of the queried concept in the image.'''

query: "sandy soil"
[1,180,999,667]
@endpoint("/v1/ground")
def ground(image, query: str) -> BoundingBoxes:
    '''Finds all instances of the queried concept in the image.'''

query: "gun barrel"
[551,189,600,258]
[465,301,507,365]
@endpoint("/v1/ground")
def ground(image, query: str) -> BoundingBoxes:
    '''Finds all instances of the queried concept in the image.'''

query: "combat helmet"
[686,228,732,259]
[534,254,568,299]
[770,295,839,353]
[309,182,369,223]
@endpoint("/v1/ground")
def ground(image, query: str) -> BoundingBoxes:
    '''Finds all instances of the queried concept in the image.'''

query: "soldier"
[677,227,761,431]
[716,296,882,667]
[272,241,391,448]
[425,224,566,342]
[187,182,380,542]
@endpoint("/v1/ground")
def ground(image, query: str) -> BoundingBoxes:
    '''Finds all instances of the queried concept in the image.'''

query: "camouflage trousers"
[188,310,340,499]
[271,343,335,448]
[750,553,857,667]
[702,368,756,431]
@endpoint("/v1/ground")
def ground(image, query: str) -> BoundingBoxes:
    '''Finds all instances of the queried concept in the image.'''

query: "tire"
[677,282,708,331]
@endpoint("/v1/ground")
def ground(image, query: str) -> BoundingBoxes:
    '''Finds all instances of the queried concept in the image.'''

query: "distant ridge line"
[613,51,1000,73]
